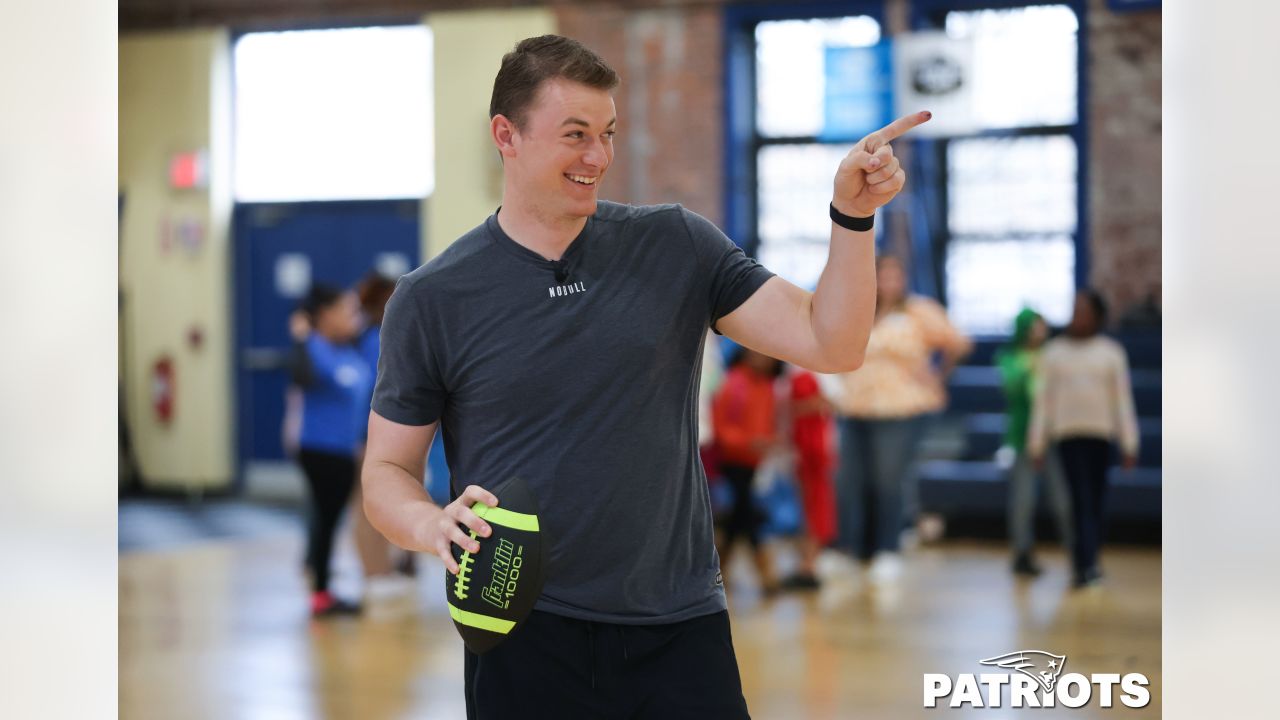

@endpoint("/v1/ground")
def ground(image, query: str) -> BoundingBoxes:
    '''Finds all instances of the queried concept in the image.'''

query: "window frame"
[723,1,887,259]
[723,0,1089,321]
[910,0,1090,298]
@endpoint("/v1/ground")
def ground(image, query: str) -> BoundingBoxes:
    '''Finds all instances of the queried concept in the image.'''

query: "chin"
[565,197,598,218]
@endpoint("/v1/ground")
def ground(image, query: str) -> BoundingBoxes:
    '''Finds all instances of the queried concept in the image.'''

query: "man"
[362,34,928,718]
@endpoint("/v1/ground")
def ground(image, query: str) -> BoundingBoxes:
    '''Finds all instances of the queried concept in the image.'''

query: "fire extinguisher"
[152,356,175,425]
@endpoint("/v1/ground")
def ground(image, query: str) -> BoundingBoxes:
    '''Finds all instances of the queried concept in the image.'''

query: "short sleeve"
[370,278,446,426]
[681,207,775,333]
[907,296,970,354]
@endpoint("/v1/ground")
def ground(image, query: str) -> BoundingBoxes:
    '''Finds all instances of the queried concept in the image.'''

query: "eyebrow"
[560,117,617,129]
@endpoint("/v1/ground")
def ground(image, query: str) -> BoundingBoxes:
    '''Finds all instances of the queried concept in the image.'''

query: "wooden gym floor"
[119,507,1160,719]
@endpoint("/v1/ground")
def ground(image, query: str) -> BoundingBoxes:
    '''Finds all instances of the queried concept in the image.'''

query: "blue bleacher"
[918,460,1162,521]
[917,331,1162,535]
[962,413,1162,467]
[947,366,1161,418]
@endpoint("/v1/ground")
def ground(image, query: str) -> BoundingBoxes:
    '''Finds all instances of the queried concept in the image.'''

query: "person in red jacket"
[712,347,783,596]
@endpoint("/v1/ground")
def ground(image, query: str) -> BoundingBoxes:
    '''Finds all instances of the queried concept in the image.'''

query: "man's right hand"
[417,484,500,575]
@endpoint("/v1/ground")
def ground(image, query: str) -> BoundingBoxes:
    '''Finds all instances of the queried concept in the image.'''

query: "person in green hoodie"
[995,308,1073,577]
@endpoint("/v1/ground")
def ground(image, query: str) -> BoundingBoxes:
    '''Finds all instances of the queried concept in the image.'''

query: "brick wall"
[1087,0,1162,318]
[555,3,724,224]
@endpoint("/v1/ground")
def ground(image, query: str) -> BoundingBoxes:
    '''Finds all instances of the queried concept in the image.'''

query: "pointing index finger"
[868,110,932,148]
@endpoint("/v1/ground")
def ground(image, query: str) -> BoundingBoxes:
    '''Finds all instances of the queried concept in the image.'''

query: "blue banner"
[821,43,894,142]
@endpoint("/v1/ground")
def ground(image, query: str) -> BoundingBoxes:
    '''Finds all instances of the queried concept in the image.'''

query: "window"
[727,2,1083,327]
[233,26,434,202]
[935,4,1081,334]
[945,5,1078,129]
[752,15,884,291]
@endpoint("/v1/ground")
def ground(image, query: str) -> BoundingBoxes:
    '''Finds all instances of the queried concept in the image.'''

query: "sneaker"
[917,514,946,543]
[1012,554,1043,577]
[780,573,822,591]
[1072,567,1104,590]
[311,591,363,618]
[868,552,903,584]
[815,550,858,581]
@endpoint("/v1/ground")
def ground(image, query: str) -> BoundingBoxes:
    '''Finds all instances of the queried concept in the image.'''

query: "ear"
[491,114,520,159]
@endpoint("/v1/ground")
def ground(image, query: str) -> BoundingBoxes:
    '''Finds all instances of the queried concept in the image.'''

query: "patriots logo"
[979,650,1067,693]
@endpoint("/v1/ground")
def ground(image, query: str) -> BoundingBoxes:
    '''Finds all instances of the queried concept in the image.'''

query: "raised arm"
[362,412,498,575]
[718,111,931,373]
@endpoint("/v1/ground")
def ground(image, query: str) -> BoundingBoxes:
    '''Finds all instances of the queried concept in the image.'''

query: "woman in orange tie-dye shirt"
[833,256,971,581]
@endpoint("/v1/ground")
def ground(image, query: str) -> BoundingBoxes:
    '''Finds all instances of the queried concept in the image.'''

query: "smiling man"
[362,35,928,719]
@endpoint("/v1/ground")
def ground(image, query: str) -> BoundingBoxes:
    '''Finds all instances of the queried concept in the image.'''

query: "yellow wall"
[116,14,555,491]
[119,30,234,490]
[424,8,556,259]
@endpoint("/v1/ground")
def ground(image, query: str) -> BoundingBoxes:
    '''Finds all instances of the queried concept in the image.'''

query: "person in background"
[781,366,837,590]
[295,283,371,617]
[699,330,726,457]
[995,308,1073,577]
[1028,289,1139,589]
[712,347,783,596]
[351,272,418,601]
[833,255,971,582]
[698,330,727,523]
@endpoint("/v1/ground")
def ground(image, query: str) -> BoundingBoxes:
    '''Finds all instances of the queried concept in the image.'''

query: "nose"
[582,137,609,171]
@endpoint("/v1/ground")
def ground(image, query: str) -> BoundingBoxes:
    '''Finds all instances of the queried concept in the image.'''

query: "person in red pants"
[783,368,837,589]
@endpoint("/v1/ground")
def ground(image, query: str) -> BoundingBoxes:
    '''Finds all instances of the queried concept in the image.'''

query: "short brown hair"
[489,35,620,129]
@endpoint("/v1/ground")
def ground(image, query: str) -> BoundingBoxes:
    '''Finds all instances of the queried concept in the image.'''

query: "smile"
[565,174,598,185]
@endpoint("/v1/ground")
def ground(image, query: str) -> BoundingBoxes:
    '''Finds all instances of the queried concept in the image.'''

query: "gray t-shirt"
[372,200,774,624]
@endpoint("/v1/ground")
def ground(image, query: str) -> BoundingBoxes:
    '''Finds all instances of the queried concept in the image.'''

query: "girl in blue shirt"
[296,283,371,617]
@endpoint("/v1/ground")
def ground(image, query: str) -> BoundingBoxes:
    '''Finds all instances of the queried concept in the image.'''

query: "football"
[445,475,548,654]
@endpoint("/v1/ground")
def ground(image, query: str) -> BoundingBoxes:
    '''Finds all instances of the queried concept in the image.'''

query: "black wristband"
[830,203,874,232]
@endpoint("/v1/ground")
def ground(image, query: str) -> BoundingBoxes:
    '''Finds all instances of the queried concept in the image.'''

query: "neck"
[875,295,903,316]
[496,185,589,261]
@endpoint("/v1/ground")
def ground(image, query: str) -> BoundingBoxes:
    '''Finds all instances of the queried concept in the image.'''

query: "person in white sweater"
[1028,289,1139,589]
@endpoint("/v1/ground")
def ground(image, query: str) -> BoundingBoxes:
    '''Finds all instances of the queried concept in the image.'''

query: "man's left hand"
[832,110,932,219]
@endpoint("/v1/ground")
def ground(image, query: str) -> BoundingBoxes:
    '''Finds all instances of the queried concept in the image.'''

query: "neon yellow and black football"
[446,475,547,655]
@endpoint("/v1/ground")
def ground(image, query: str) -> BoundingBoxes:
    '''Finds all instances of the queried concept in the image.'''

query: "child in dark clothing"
[712,348,783,596]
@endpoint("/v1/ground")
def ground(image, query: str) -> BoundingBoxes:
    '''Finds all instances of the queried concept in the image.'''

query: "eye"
[603,130,616,139]
[565,131,584,139]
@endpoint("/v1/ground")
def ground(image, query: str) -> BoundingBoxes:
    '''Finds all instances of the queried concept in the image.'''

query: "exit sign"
[168,150,208,190]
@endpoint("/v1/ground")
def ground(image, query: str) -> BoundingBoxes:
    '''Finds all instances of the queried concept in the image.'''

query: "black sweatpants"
[720,463,763,549]
[1056,437,1113,577]
[464,609,751,720]
[298,448,356,593]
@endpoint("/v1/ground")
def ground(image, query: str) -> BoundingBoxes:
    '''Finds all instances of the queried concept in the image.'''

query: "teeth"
[567,174,597,185]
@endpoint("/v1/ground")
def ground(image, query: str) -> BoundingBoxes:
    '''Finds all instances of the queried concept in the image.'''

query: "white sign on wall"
[893,31,976,138]
[275,254,311,299]
[374,252,411,280]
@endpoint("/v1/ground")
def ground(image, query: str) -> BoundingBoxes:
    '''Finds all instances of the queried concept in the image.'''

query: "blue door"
[233,200,420,479]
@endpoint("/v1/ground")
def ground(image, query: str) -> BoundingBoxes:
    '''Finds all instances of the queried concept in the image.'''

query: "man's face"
[507,78,616,220]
